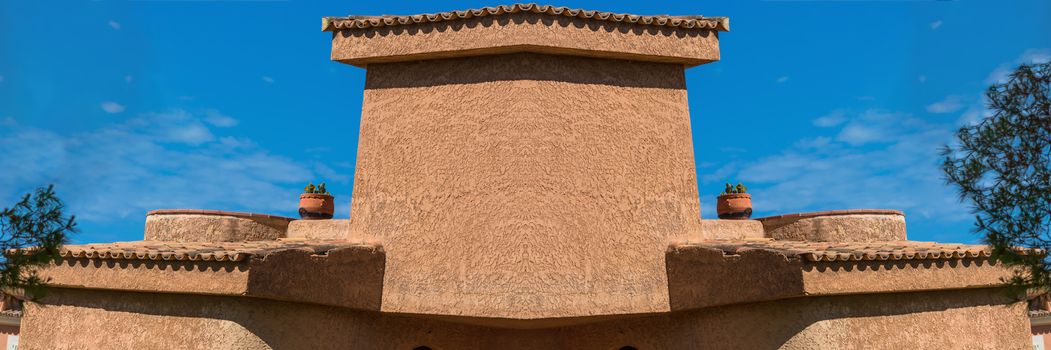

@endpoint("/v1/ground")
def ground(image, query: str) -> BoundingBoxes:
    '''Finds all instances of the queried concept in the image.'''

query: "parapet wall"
[757,210,907,242]
[144,210,293,242]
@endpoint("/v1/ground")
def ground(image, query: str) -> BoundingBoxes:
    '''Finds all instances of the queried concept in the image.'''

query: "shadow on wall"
[25,287,1018,349]
[362,53,689,90]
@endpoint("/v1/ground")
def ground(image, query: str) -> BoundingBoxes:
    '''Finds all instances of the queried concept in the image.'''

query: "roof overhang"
[666,240,1014,312]
[323,4,726,67]
[40,238,1015,329]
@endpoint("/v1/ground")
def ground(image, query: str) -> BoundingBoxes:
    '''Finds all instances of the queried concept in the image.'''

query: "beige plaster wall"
[349,53,702,319]
[801,258,1013,296]
[145,214,288,242]
[331,13,721,67]
[699,219,764,240]
[762,214,907,242]
[286,219,349,240]
[41,245,386,312]
[21,287,1029,349]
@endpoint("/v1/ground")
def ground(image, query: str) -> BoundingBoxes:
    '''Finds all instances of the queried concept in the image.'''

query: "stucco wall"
[349,53,702,319]
[760,213,907,242]
[145,213,290,242]
[21,287,1029,349]
[286,219,349,239]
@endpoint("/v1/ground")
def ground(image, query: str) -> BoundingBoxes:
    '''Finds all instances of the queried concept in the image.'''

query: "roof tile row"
[678,239,995,262]
[59,240,374,262]
[322,4,729,32]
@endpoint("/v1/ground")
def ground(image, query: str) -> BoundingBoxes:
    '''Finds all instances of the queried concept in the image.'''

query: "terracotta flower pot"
[298,193,334,220]
[716,193,752,220]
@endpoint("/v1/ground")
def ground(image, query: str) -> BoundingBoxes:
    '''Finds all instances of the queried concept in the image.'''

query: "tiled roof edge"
[670,240,1017,263]
[57,241,381,263]
[322,4,729,32]
[755,209,905,222]
[59,247,251,262]
[147,209,296,222]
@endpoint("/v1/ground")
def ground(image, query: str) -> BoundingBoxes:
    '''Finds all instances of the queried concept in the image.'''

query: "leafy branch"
[0,185,75,298]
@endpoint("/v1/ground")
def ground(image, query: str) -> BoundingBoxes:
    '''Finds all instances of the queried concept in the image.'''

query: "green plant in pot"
[299,182,334,220]
[716,182,752,220]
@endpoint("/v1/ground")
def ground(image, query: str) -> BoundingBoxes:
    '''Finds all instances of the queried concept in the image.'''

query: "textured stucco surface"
[286,219,350,239]
[42,258,250,295]
[761,214,907,242]
[145,214,289,242]
[666,245,1012,311]
[330,13,720,67]
[39,244,385,310]
[350,53,701,319]
[21,287,1029,349]
[699,219,764,240]
[801,258,1013,296]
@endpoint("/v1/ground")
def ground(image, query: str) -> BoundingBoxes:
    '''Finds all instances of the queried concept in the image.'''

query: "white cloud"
[776,76,789,83]
[100,101,126,114]
[204,110,238,127]
[958,105,992,126]
[930,20,943,30]
[834,110,906,146]
[986,48,1050,84]
[0,109,334,224]
[794,136,831,149]
[262,76,275,84]
[136,109,214,145]
[702,108,966,223]
[812,111,846,127]
[108,20,121,30]
[926,95,963,114]
[986,67,1011,85]
[218,136,254,149]
[0,117,15,127]
[702,48,1051,238]
[1021,49,1051,65]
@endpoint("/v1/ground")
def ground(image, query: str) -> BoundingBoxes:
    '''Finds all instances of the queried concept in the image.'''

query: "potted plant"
[716,183,752,220]
[299,182,334,220]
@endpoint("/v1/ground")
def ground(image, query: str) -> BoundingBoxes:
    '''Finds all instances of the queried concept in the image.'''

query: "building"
[19,4,1031,349]
[0,294,20,350]
[1031,294,1051,349]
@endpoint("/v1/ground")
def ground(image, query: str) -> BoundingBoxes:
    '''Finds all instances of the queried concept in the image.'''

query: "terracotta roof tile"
[322,4,729,32]
[675,239,997,262]
[59,240,375,263]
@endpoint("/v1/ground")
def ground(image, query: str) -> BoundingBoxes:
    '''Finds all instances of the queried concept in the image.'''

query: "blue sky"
[1,1,1048,244]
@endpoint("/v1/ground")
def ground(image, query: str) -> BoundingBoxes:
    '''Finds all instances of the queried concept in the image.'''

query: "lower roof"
[686,239,993,262]
[58,239,369,262]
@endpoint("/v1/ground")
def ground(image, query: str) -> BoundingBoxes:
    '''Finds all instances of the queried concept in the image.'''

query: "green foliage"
[0,185,74,298]
[303,182,330,195]
[942,62,1051,295]
[722,182,748,195]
